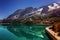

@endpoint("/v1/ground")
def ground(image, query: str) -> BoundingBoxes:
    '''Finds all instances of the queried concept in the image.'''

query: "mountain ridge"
[3,2,60,24]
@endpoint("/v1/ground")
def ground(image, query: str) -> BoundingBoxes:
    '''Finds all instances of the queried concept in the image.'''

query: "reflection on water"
[0,26,19,40]
[0,24,50,40]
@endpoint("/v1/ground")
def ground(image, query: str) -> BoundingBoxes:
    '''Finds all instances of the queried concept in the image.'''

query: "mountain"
[47,8,60,17]
[7,7,37,20]
[21,2,60,20]
[7,9,23,20]
[5,2,60,24]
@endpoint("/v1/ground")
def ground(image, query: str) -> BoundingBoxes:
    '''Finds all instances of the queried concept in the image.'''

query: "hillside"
[2,2,60,25]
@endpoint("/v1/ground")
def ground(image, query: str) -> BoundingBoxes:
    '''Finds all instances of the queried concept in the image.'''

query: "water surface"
[0,25,50,40]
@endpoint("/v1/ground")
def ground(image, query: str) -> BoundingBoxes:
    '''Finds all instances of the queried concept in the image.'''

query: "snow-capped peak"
[48,3,60,11]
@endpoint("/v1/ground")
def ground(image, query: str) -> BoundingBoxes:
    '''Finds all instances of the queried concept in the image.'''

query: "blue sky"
[0,0,60,19]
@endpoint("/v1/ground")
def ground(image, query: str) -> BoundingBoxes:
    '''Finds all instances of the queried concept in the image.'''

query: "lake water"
[0,25,50,40]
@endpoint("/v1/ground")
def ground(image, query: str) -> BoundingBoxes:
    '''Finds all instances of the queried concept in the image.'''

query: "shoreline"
[0,22,52,26]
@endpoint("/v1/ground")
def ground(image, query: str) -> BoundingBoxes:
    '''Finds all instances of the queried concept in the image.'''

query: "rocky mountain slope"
[7,7,37,20]
[4,2,60,24]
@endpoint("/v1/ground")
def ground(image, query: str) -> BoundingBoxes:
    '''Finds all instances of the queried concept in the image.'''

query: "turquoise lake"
[0,25,50,40]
